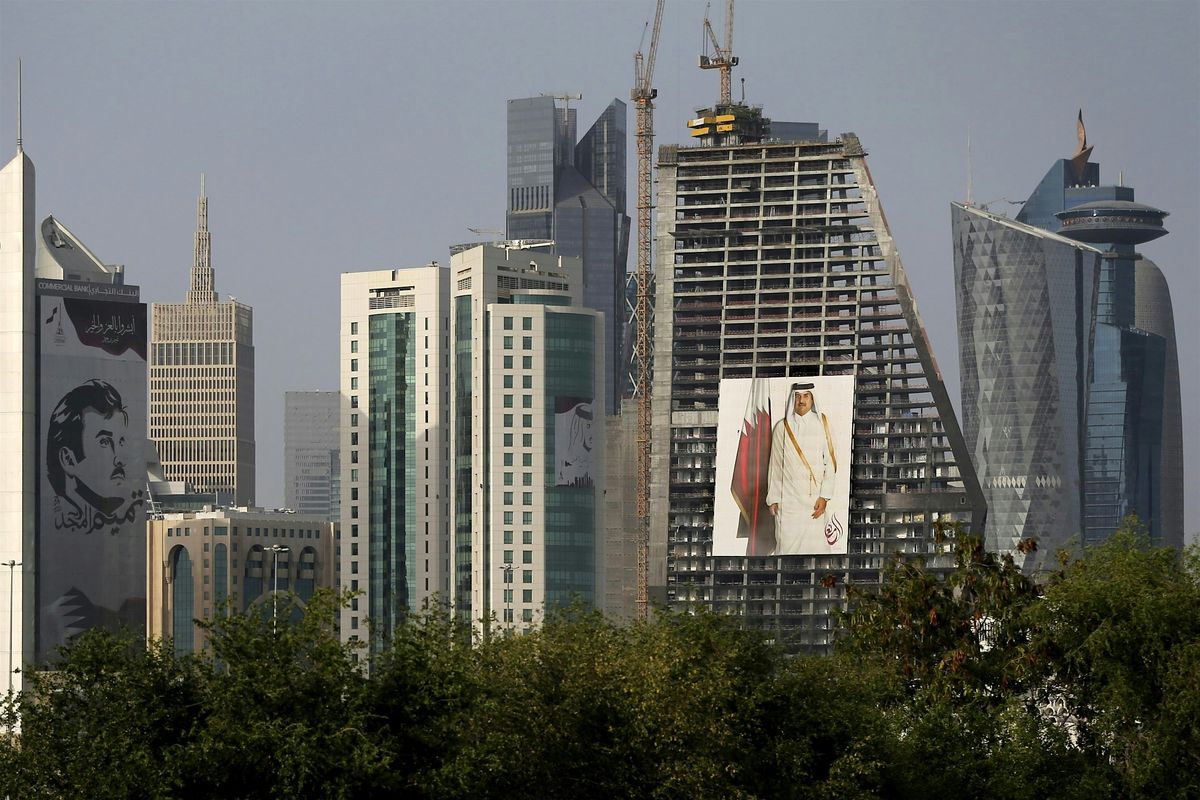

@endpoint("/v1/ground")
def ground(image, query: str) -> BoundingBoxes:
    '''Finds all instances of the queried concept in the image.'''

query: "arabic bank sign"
[36,286,148,661]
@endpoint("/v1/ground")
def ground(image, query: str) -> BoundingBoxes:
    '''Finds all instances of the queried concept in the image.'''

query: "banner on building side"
[554,396,595,487]
[37,293,148,660]
[713,376,854,556]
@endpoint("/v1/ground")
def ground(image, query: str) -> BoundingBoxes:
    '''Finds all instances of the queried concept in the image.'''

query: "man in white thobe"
[765,383,838,554]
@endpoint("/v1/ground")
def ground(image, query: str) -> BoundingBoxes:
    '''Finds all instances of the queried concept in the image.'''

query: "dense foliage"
[2,519,1196,799]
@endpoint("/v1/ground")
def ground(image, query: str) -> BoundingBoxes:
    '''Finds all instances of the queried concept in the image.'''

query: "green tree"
[1026,519,1200,800]
[0,629,205,800]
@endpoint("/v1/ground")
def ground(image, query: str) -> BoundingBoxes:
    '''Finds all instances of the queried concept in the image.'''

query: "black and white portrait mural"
[37,287,148,660]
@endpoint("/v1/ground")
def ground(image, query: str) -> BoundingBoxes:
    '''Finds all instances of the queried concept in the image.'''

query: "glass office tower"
[506,96,630,415]
[954,123,1183,566]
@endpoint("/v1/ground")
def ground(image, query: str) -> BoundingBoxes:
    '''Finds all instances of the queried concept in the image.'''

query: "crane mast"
[632,0,664,619]
[700,0,738,106]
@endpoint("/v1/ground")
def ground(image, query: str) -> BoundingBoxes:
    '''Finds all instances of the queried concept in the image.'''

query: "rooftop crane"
[699,0,737,107]
[632,0,665,620]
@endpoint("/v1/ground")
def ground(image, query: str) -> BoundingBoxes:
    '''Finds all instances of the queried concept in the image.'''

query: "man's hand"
[770,503,779,516]
[811,497,828,519]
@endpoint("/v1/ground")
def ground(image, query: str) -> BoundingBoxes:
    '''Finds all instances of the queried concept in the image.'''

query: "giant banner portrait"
[37,288,147,660]
[713,376,854,556]
[554,396,595,487]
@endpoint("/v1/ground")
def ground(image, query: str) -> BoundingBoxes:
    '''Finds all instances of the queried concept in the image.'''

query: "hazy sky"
[2,1,1196,538]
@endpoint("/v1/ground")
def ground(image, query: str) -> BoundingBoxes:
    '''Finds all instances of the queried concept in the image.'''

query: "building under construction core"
[649,105,986,651]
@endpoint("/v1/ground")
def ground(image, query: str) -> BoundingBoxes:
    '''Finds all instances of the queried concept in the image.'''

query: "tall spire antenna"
[187,173,217,304]
[966,127,973,206]
[16,59,22,153]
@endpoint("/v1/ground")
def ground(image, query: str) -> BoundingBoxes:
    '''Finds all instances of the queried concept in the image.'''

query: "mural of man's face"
[61,408,129,501]
[794,391,814,416]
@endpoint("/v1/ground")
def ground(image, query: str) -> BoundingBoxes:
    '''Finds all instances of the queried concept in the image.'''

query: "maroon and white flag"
[731,377,774,555]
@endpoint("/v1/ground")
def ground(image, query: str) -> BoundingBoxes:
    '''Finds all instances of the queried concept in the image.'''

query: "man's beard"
[75,478,133,517]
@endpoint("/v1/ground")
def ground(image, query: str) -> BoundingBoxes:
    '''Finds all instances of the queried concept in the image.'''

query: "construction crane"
[699,0,738,107]
[632,0,664,620]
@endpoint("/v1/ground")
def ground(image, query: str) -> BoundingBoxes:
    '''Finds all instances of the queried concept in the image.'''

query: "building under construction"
[648,100,986,650]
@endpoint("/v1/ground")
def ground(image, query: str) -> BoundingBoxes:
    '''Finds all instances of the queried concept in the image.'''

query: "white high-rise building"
[284,391,339,521]
[0,92,37,694]
[150,178,255,505]
[339,266,451,650]
[449,246,604,631]
[2,86,149,678]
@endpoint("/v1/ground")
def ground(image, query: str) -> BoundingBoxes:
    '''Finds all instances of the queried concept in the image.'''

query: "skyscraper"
[506,96,629,415]
[150,178,255,505]
[2,103,148,677]
[650,103,984,650]
[954,117,1183,564]
[339,266,451,649]
[449,245,604,631]
[284,391,340,521]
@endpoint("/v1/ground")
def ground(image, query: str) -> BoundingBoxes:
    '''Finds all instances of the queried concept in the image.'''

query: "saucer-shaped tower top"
[1055,200,1169,245]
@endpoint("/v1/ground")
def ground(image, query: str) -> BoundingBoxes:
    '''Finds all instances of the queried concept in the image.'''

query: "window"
[522,512,533,525]
[522,414,532,427]
[522,317,532,331]
[351,395,359,408]
[350,468,359,481]
[503,414,513,427]
[503,394,513,408]
[522,530,532,544]
[350,414,358,427]
[351,487,359,500]
[522,609,533,623]
[522,570,533,584]
[522,395,532,409]
[350,377,358,390]
[503,550,513,564]
[503,530,513,544]
[503,375,513,389]
[503,336,513,349]
[503,433,513,446]
[503,316,513,330]
[503,453,513,466]
[351,322,358,334]
[522,434,532,447]
[351,451,359,464]
[351,432,359,446]
[503,355,513,368]
[522,551,533,564]
[503,473,513,486]
[523,356,532,369]
[522,473,532,486]
[522,336,532,349]
[523,376,532,389]
[523,589,533,603]
[503,511,514,524]
[523,453,532,467]
[522,492,532,505]
[350,358,358,372]
[350,340,358,353]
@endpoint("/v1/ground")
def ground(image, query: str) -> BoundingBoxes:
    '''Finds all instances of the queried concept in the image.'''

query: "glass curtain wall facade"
[956,141,1183,557]
[650,118,984,651]
[952,204,1104,567]
[506,96,630,415]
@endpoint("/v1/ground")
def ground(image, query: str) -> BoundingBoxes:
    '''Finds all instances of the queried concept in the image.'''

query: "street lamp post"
[267,545,290,635]
[4,560,21,697]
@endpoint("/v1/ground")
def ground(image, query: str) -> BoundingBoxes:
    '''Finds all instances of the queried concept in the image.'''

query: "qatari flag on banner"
[731,377,774,556]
